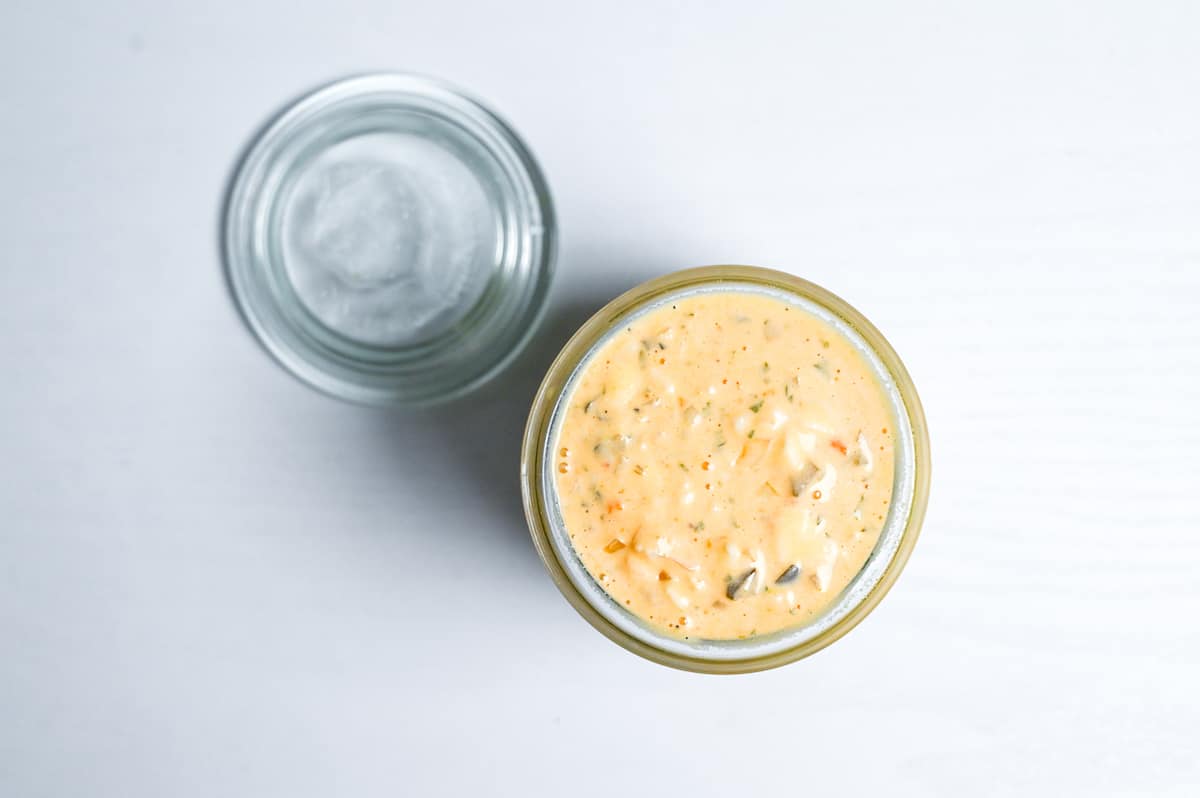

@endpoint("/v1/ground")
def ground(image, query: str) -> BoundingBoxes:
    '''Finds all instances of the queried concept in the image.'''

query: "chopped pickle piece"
[726,568,757,600]
[775,564,801,584]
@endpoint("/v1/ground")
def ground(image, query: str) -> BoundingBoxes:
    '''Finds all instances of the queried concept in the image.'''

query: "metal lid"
[223,73,556,406]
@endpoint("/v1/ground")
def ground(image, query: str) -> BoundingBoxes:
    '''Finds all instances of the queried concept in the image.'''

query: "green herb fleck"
[679,462,688,471]
[749,400,763,413]
[747,429,755,439]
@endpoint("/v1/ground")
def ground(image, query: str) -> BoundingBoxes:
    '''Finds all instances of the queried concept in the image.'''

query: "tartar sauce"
[552,292,896,640]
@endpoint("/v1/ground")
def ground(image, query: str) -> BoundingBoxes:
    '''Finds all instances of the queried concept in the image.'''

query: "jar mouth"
[224,73,555,406]
[521,266,930,673]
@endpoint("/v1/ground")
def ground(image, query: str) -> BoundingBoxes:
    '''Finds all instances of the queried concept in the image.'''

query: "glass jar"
[521,266,930,673]
[223,73,555,406]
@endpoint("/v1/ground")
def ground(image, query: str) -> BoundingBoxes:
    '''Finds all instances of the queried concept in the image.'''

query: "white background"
[2,2,1198,795]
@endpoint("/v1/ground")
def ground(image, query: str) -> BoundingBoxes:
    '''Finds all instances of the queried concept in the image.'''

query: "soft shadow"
[215,80,676,571]
[442,296,606,507]
[214,80,668,566]
[360,285,621,557]
[350,241,685,567]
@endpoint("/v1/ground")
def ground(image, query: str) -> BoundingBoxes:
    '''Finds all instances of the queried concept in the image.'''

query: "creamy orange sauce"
[552,292,896,640]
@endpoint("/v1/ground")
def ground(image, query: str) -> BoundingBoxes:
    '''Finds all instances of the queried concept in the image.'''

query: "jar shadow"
[359,271,646,569]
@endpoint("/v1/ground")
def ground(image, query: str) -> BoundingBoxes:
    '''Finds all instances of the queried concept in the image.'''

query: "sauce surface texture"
[552,292,896,640]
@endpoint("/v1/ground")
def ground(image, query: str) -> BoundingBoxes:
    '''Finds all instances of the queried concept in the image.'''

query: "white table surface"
[3,2,1198,795]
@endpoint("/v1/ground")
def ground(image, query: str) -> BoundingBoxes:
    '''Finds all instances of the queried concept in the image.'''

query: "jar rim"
[521,266,931,673]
